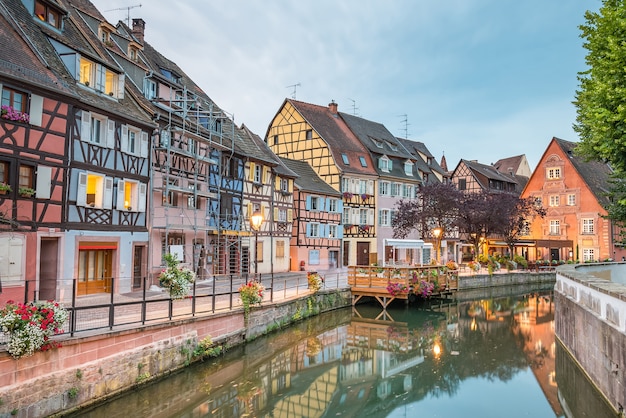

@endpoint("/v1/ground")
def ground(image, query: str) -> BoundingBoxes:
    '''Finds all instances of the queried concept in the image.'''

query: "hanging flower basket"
[158,253,196,299]
[0,300,68,359]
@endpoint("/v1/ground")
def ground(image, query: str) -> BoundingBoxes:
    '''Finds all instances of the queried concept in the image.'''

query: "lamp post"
[250,210,264,276]
[432,227,442,264]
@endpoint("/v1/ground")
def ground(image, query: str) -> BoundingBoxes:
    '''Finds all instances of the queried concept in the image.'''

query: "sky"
[91,0,601,171]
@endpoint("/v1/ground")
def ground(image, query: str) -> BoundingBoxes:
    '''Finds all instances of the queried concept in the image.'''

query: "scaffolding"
[148,84,245,282]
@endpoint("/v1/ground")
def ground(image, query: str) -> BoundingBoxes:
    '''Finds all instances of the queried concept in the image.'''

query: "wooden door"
[356,241,370,266]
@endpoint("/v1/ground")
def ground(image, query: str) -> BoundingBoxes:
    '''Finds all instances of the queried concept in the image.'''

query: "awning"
[383,239,430,249]
[79,242,117,250]
[535,240,573,248]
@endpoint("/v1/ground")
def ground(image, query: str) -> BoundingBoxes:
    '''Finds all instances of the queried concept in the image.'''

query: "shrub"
[158,253,195,299]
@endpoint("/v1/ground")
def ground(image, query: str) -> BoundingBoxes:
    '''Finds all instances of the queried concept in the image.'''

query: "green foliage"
[513,255,528,268]
[574,0,626,222]
[158,253,195,299]
[67,387,79,400]
[193,336,224,359]
[75,369,83,380]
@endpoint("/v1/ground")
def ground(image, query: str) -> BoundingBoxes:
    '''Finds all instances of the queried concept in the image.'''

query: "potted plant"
[238,280,265,318]
[158,253,196,299]
[307,272,323,292]
[0,183,11,195]
[18,187,35,197]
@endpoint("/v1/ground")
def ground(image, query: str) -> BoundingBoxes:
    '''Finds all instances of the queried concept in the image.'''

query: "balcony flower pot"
[0,183,11,195]
[19,187,35,198]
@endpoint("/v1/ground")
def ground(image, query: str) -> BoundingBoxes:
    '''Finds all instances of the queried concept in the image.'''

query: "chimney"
[328,100,338,115]
[132,18,145,44]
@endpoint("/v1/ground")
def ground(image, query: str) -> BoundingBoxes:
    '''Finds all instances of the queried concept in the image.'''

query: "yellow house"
[266,99,377,266]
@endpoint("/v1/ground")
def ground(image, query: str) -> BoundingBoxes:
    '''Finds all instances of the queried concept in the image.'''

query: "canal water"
[68,283,615,417]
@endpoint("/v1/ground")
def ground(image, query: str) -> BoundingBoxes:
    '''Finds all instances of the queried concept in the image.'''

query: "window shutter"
[117,73,125,99]
[138,183,147,212]
[140,132,149,157]
[275,176,280,190]
[389,159,393,171]
[77,172,87,206]
[116,180,125,210]
[247,203,252,218]
[106,119,115,148]
[336,200,343,213]
[96,65,105,91]
[352,208,359,224]
[29,94,44,127]
[289,179,293,193]
[368,208,375,225]
[274,207,279,221]
[337,225,343,239]
[81,111,91,142]
[305,195,311,210]
[249,162,255,181]
[378,158,383,170]
[306,223,311,237]
[318,197,325,211]
[287,209,293,223]
[367,180,374,194]
[263,166,269,184]
[120,125,129,153]
[35,166,52,199]
[102,177,113,209]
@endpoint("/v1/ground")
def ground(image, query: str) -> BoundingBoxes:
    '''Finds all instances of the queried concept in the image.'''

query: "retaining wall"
[555,263,626,416]
[0,289,351,418]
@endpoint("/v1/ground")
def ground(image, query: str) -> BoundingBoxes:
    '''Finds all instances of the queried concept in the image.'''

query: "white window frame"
[116,178,147,212]
[582,248,595,262]
[547,167,561,179]
[379,156,391,172]
[549,195,560,207]
[77,171,113,209]
[402,184,413,198]
[309,223,320,237]
[567,194,576,206]
[549,220,560,235]
[328,199,337,213]
[379,181,389,196]
[582,218,594,234]
[278,208,287,222]
[359,209,368,225]
[343,208,351,224]
[328,224,338,238]
[404,161,414,176]
[391,183,401,197]
[254,165,262,183]
[379,209,390,226]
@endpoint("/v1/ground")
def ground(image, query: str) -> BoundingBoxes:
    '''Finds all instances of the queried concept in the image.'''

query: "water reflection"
[69,285,615,418]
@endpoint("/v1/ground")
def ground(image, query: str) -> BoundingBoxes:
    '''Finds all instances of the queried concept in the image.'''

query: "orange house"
[521,137,626,262]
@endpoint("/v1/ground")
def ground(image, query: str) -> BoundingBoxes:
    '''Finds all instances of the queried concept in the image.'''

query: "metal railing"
[5,271,349,341]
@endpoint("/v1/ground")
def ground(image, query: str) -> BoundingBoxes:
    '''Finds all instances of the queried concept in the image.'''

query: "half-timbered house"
[397,138,448,184]
[279,158,342,272]
[522,137,625,262]
[451,159,524,195]
[339,114,423,265]
[238,125,296,275]
[0,0,157,300]
[267,99,378,267]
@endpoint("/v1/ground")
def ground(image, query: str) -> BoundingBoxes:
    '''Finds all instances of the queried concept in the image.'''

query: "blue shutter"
[306,223,311,237]
[336,199,343,213]
[305,195,311,210]
[318,197,325,212]
[337,225,343,239]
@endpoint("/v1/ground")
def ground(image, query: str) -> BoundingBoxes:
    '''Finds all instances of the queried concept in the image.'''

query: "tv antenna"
[104,4,142,26]
[348,98,359,116]
[399,114,409,139]
[287,83,301,99]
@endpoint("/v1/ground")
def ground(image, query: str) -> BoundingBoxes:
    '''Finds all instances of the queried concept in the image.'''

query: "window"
[81,112,113,147]
[280,178,289,192]
[18,165,34,189]
[549,220,560,235]
[379,181,389,196]
[343,208,351,224]
[402,184,413,198]
[582,218,594,234]
[144,79,157,100]
[341,154,349,165]
[79,57,121,97]
[379,209,390,226]
[582,248,595,262]
[276,241,285,258]
[547,167,561,179]
[129,46,137,61]
[391,183,401,196]
[387,141,398,151]
[100,29,110,43]
[116,179,146,212]
[0,161,8,184]
[328,199,338,212]
[77,172,113,209]
[308,223,320,237]
[278,208,287,222]
[328,225,338,238]
[310,196,319,211]
[306,129,313,140]
[359,180,367,194]
[187,183,199,209]
[567,194,576,206]
[309,249,320,265]
[379,156,391,172]
[404,161,414,176]
[254,165,262,183]
[359,156,367,167]
[1,86,27,113]
[360,209,368,225]
[372,138,383,148]
[549,195,560,207]
[35,0,62,29]
[162,179,178,207]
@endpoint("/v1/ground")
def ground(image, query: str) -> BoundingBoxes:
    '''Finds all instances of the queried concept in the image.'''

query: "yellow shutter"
[287,209,293,222]
[249,162,255,181]
[263,166,270,184]
[275,176,281,190]
[247,203,252,218]
[274,207,279,220]
[288,179,293,193]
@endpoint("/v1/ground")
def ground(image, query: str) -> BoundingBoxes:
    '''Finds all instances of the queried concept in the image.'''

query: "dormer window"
[129,47,137,61]
[359,156,367,167]
[341,154,349,165]
[35,0,63,29]
[404,160,414,176]
[379,155,392,172]
[160,68,181,84]
[372,138,383,148]
[386,141,398,151]
[100,29,110,44]
[79,57,123,99]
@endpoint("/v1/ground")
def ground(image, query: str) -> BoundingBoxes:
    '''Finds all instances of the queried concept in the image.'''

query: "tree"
[392,182,463,239]
[455,191,496,258]
[574,0,626,221]
[494,194,547,256]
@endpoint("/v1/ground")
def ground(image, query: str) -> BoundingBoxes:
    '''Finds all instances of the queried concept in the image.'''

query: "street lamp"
[250,210,264,275]
[432,227,443,264]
